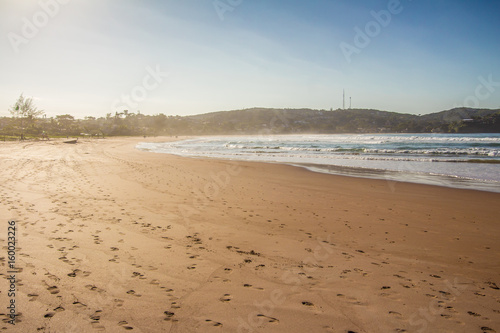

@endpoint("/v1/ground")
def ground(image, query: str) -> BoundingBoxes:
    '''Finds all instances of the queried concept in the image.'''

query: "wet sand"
[0,137,499,332]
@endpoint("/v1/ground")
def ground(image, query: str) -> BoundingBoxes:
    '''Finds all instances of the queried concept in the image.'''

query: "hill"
[183,107,499,135]
[1,107,499,139]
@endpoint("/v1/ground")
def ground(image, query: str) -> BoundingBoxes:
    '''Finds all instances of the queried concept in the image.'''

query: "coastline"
[1,136,499,332]
[136,134,500,193]
[292,162,500,193]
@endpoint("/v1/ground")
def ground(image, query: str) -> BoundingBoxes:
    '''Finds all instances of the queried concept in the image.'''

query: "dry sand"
[0,137,499,333]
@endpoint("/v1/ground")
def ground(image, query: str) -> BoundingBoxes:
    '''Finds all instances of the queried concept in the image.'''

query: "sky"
[1,0,500,118]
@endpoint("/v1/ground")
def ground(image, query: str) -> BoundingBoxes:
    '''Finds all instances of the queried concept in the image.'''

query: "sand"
[0,136,499,333]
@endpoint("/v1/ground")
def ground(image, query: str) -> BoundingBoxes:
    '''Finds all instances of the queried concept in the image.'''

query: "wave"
[136,134,500,190]
[235,152,498,164]
[224,134,500,145]
[222,145,499,157]
[291,134,500,143]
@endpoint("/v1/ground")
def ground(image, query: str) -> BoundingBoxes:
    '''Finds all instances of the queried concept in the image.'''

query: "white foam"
[136,134,500,191]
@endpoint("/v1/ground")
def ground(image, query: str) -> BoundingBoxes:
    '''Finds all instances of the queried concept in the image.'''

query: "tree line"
[1,94,499,140]
[1,94,191,140]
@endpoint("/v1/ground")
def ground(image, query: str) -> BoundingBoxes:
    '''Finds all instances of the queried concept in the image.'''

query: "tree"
[9,94,45,139]
[55,114,77,135]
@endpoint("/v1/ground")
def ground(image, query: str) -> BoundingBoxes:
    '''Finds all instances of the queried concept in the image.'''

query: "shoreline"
[1,136,499,332]
[136,137,500,194]
[293,162,500,194]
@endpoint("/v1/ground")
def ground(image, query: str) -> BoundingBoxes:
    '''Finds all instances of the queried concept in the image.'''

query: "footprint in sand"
[219,294,231,302]
[118,321,134,330]
[47,286,60,294]
[389,311,402,317]
[487,282,499,290]
[44,271,60,282]
[85,285,104,292]
[67,269,81,277]
[205,319,223,326]
[44,312,56,318]
[256,314,279,323]
[132,271,146,279]
[467,311,481,317]
[72,299,87,308]
[126,290,141,297]
[90,311,102,321]
[109,255,120,263]
[164,311,175,321]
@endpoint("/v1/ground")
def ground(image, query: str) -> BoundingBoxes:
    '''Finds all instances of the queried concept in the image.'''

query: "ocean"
[136,134,500,193]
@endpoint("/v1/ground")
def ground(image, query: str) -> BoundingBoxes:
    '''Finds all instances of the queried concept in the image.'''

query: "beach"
[1,136,499,332]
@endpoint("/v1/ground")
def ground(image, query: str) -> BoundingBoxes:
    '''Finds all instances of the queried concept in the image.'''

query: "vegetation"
[448,111,500,133]
[1,99,499,141]
[8,94,45,140]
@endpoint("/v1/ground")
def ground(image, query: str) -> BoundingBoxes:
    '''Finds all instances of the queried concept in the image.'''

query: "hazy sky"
[1,0,499,118]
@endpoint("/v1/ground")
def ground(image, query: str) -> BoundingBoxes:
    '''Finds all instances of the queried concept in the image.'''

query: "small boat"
[63,139,78,144]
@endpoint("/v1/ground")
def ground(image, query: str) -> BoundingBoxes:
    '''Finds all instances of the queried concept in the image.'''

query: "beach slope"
[0,137,499,332]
